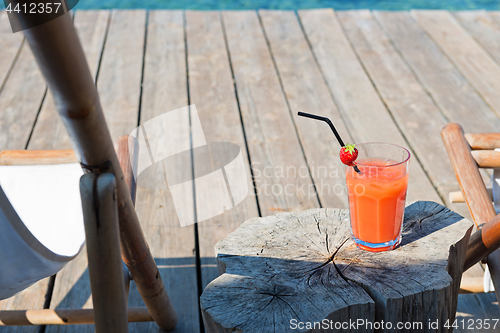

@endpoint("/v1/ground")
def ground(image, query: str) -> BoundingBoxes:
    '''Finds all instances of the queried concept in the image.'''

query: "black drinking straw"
[297,111,361,174]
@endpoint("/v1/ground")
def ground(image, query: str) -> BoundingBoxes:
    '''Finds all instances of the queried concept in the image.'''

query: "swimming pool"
[2,0,500,10]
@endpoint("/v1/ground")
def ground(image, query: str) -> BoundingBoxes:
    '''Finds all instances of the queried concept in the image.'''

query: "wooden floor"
[0,8,499,332]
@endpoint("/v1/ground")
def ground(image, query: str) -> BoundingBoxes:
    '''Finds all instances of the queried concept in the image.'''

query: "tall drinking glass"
[345,143,410,252]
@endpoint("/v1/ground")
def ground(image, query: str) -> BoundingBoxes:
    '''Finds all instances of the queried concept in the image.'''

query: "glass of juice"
[345,143,410,252]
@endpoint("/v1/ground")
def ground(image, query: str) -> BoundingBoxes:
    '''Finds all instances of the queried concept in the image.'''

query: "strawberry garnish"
[339,143,358,166]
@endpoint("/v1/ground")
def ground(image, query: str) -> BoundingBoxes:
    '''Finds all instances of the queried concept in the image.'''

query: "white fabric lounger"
[0,163,85,300]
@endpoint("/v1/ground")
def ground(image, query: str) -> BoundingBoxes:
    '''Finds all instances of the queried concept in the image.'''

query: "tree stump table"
[200,201,473,333]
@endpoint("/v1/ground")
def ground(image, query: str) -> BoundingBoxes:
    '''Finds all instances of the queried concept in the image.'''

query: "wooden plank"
[0,11,24,94]
[0,35,45,150]
[97,10,146,142]
[298,9,441,204]
[412,10,500,119]
[45,10,145,333]
[185,10,260,290]
[259,10,351,210]
[373,11,500,134]
[222,10,320,215]
[29,10,110,150]
[456,293,499,333]
[126,10,201,333]
[453,10,500,65]
[336,10,470,216]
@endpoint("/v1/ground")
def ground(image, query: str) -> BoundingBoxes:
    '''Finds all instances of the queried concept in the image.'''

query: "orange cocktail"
[345,143,410,252]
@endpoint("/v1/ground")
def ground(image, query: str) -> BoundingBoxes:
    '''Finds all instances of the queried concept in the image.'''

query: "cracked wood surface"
[200,201,473,333]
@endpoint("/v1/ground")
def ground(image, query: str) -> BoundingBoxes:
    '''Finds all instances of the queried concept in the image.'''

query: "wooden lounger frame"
[442,124,500,302]
[0,10,177,331]
[0,138,156,328]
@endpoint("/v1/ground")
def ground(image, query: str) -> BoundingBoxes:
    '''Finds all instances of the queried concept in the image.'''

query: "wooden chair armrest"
[441,123,496,227]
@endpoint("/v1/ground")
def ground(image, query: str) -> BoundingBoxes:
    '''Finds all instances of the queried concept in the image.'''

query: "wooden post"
[80,173,128,333]
[21,11,177,330]
[200,203,473,332]
[442,123,500,301]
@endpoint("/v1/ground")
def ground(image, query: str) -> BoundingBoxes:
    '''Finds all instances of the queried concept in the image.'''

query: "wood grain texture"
[185,10,260,290]
[373,11,500,134]
[456,293,499,333]
[0,308,152,326]
[201,202,473,333]
[442,123,500,301]
[441,123,496,228]
[45,10,146,333]
[29,10,110,150]
[412,10,500,119]
[450,189,493,203]
[222,10,319,215]
[0,37,46,150]
[465,133,500,150]
[80,174,128,333]
[482,213,500,250]
[127,10,200,333]
[298,9,441,204]
[471,150,500,168]
[117,136,137,204]
[453,10,500,65]
[97,10,146,142]
[259,10,352,210]
[8,10,111,333]
[337,10,468,218]
[337,12,486,289]
[0,12,24,94]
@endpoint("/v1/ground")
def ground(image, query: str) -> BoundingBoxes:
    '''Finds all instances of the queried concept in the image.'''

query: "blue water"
[2,0,500,10]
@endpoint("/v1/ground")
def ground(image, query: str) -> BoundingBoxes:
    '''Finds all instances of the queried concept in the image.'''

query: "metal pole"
[22,12,177,330]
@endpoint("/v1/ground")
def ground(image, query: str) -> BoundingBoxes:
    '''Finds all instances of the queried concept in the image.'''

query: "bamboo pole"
[0,308,152,326]
[21,11,177,330]
[117,136,137,205]
[80,173,128,333]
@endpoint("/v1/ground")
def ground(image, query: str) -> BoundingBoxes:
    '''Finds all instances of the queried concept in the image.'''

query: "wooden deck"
[0,8,499,332]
